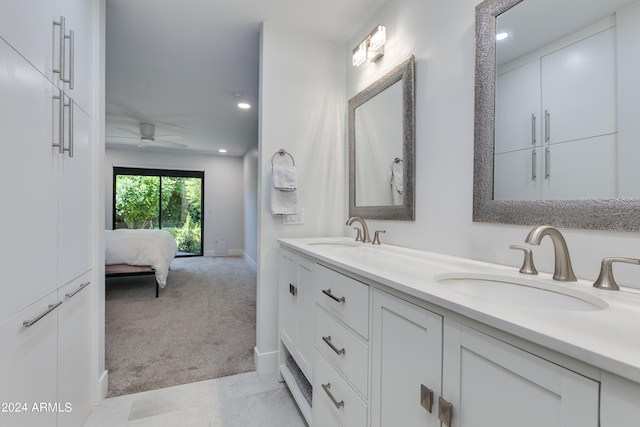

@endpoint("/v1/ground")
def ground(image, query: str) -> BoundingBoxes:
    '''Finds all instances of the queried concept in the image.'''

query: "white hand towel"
[391,161,403,205]
[272,165,297,191]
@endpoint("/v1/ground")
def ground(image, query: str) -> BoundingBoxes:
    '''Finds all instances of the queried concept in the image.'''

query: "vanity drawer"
[315,305,368,399]
[314,351,367,427]
[315,264,369,339]
[313,397,342,427]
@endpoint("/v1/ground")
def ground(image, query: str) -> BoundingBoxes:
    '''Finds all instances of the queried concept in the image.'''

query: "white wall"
[243,148,259,267]
[105,147,244,256]
[346,0,640,286]
[256,22,346,373]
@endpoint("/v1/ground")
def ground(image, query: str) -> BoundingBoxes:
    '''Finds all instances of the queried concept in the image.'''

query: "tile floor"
[83,372,307,427]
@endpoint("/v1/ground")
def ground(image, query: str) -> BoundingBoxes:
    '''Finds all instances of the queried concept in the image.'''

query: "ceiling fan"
[108,123,187,148]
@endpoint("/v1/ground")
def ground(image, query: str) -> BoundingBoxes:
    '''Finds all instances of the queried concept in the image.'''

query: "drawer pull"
[65,281,90,298]
[322,383,344,409]
[23,301,63,327]
[420,384,433,413]
[322,335,346,355]
[322,288,345,303]
[438,396,453,426]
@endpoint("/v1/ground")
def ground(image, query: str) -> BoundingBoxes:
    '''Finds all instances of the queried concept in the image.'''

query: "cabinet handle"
[63,30,75,89]
[545,147,550,179]
[53,16,65,81]
[23,301,63,327]
[63,96,74,158]
[438,396,453,426]
[65,281,90,299]
[322,289,345,303]
[52,89,64,154]
[531,113,536,145]
[321,383,344,409]
[420,384,434,413]
[289,283,297,296]
[322,335,346,355]
[544,110,550,142]
[531,149,537,181]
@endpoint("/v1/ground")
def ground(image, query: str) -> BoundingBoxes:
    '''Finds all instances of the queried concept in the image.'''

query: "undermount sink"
[307,241,360,248]
[435,273,608,312]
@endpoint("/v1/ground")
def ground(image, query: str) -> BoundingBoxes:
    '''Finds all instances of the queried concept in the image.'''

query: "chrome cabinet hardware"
[322,288,345,303]
[321,383,344,409]
[509,245,538,275]
[52,89,64,154]
[544,109,550,142]
[420,384,434,413]
[53,17,66,80]
[531,113,536,145]
[438,396,453,426]
[372,230,386,245]
[593,257,640,291]
[322,335,346,355]
[544,147,550,179]
[23,301,63,327]
[531,149,537,181]
[65,281,90,298]
[63,30,74,89]
[289,283,297,296]
[64,96,74,157]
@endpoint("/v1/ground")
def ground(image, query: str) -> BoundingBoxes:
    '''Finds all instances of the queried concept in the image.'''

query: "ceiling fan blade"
[106,135,138,140]
[137,139,152,148]
[116,127,141,137]
[155,134,184,141]
[156,139,188,148]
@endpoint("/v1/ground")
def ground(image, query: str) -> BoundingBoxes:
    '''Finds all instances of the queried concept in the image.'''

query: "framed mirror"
[474,0,640,231]
[349,55,415,220]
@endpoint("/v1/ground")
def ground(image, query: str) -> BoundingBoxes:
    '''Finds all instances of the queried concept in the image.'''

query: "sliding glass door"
[113,167,204,256]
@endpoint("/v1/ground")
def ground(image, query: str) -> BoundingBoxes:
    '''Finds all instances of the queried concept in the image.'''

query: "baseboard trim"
[243,252,257,270]
[254,347,278,376]
[98,369,108,401]
[203,249,243,257]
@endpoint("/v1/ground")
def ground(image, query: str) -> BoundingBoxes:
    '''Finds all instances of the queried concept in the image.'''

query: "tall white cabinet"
[0,0,96,425]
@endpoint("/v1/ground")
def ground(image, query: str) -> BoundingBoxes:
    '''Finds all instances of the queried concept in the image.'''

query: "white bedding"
[105,229,178,287]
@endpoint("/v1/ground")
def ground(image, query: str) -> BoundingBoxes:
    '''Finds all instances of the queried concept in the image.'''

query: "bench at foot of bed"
[105,264,159,297]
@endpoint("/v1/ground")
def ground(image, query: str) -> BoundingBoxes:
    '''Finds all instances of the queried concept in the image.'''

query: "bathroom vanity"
[277,237,640,426]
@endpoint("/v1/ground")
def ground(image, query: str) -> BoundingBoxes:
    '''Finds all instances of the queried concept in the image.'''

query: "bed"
[105,229,178,296]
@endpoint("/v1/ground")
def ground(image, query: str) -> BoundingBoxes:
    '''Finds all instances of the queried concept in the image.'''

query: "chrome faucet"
[346,217,371,243]
[525,225,577,281]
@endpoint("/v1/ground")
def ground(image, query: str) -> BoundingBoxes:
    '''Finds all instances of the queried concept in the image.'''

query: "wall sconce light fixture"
[352,25,386,67]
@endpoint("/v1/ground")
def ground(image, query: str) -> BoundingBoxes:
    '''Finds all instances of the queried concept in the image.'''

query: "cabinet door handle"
[531,113,536,145]
[23,301,63,327]
[52,89,64,154]
[531,149,537,181]
[321,383,344,409]
[322,288,345,303]
[63,30,74,89]
[65,281,90,299]
[438,396,453,426]
[53,16,65,81]
[63,96,74,158]
[545,147,550,179]
[322,335,346,355]
[420,384,434,413]
[289,283,297,296]
[544,110,550,142]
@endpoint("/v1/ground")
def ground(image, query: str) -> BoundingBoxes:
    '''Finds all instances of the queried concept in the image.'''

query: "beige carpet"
[105,256,256,397]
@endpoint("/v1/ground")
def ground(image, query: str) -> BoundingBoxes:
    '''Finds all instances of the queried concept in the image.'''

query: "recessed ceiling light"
[237,102,251,109]
[219,149,227,153]
[496,32,509,41]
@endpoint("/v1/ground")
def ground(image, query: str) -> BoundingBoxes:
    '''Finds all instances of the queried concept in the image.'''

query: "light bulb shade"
[352,41,367,67]
[367,25,385,62]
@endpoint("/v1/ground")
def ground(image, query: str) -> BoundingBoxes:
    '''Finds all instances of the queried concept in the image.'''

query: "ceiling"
[105,0,385,156]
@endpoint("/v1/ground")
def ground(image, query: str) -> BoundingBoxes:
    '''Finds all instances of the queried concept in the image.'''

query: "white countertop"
[279,237,640,383]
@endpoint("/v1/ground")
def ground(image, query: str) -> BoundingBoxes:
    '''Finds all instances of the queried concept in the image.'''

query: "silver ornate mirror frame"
[474,0,640,231]
[349,55,415,220]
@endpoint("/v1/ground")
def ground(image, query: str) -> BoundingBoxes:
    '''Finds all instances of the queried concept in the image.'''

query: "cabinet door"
[371,290,443,427]
[542,27,616,144]
[295,256,315,380]
[494,148,541,200]
[279,250,298,353]
[442,320,599,427]
[0,39,59,323]
[0,0,58,80]
[58,100,92,286]
[58,274,93,427]
[0,291,60,427]
[495,59,542,154]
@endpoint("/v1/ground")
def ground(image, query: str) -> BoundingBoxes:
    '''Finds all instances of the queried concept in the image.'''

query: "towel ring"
[394,157,403,163]
[271,149,295,167]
